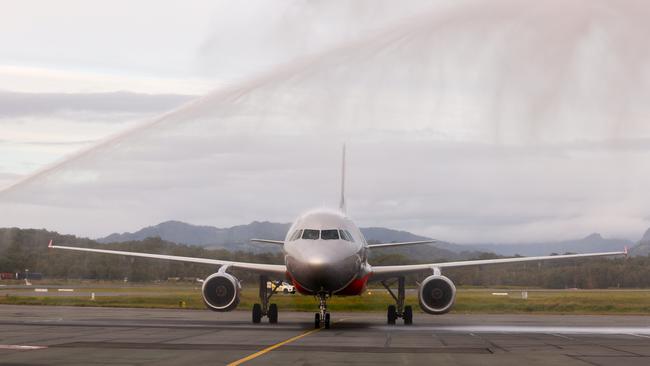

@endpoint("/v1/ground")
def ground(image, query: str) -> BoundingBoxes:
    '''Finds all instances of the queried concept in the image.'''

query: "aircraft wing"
[48,240,286,276]
[368,240,438,249]
[371,249,627,278]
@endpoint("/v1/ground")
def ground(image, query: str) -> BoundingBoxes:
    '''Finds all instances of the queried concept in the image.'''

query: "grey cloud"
[0,171,23,190]
[0,172,21,180]
[3,135,650,243]
[2,139,99,146]
[197,0,437,79]
[2,0,650,243]
[0,91,196,118]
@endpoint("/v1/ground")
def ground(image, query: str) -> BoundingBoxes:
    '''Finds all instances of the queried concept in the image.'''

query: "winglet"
[624,246,629,256]
[48,239,53,248]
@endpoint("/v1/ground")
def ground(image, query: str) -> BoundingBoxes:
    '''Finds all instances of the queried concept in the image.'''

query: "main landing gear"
[381,276,413,325]
[252,275,279,324]
[314,292,331,329]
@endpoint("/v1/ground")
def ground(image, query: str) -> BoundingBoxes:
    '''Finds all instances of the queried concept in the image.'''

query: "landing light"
[309,258,325,266]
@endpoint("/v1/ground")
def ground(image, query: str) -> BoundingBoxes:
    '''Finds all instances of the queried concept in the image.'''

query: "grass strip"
[3,288,650,314]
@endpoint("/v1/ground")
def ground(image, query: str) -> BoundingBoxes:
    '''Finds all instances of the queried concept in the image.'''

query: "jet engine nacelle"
[418,275,456,315]
[201,272,241,312]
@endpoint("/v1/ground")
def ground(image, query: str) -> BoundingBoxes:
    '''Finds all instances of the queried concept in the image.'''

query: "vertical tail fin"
[339,143,347,213]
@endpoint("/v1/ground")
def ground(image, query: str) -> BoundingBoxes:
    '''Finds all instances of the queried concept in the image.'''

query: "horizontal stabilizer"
[250,239,284,245]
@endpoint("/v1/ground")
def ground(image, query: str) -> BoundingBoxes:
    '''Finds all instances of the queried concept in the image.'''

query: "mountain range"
[98,220,646,257]
[465,233,633,256]
[630,228,650,256]
[98,221,466,260]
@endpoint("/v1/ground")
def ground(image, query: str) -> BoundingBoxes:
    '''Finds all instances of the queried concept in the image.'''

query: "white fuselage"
[283,210,371,295]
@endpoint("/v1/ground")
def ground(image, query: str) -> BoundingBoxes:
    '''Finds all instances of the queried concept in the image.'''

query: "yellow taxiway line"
[227,328,321,366]
[228,318,348,365]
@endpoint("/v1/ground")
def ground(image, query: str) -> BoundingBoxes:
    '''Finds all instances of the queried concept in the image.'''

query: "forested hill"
[97,221,472,261]
[96,220,642,258]
[631,228,650,256]
[0,228,282,282]
[0,227,474,281]
[98,220,468,251]
[0,227,450,282]
[98,221,291,251]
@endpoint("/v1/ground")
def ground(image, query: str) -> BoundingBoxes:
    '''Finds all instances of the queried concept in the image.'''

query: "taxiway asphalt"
[1,305,649,365]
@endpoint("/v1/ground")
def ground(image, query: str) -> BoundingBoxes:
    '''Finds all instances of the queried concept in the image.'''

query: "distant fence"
[0,272,43,280]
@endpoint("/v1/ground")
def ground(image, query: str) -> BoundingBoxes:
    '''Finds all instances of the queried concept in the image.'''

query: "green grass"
[452,290,650,314]
[3,286,650,314]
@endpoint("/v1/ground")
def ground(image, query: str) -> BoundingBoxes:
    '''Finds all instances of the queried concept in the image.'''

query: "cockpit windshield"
[302,229,320,240]
[321,229,340,240]
[299,229,347,240]
[289,229,302,241]
[339,229,354,242]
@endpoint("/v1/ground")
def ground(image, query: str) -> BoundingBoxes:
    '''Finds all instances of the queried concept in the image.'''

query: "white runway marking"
[0,345,47,350]
[374,325,650,335]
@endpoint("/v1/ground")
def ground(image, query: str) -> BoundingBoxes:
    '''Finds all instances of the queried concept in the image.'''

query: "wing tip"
[48,239,53,248]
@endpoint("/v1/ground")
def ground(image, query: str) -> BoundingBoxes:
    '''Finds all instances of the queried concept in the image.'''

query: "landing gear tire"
[316,292,330,329]
[403,305,413,325]
[324,313,331,329]
[252,303,262,324]
[268,303,278,324]
[387,305,397,325]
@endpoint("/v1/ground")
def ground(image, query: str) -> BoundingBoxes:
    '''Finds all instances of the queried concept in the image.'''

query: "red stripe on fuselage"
[286,271,371,296]
[286,271,314,295]
[335,273,371,296]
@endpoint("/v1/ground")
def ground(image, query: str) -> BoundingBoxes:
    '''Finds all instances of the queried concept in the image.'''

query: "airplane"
[48,146,628,329]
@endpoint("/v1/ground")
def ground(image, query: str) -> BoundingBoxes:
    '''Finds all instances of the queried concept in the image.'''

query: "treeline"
[1,228,649,288]
[445,257,640,289]
[371,251,645,289]
[0,228,282,283]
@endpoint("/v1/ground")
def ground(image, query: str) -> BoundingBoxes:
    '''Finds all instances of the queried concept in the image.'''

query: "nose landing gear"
[381,276,413,325]
[314,292,331,329]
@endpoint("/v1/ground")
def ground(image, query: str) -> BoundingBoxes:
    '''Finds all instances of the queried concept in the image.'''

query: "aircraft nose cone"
[306,256,330,267]
[287,253,360,293]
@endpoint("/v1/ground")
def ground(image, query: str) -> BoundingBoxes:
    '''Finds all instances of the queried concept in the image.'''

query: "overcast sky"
[1,0,650,244]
